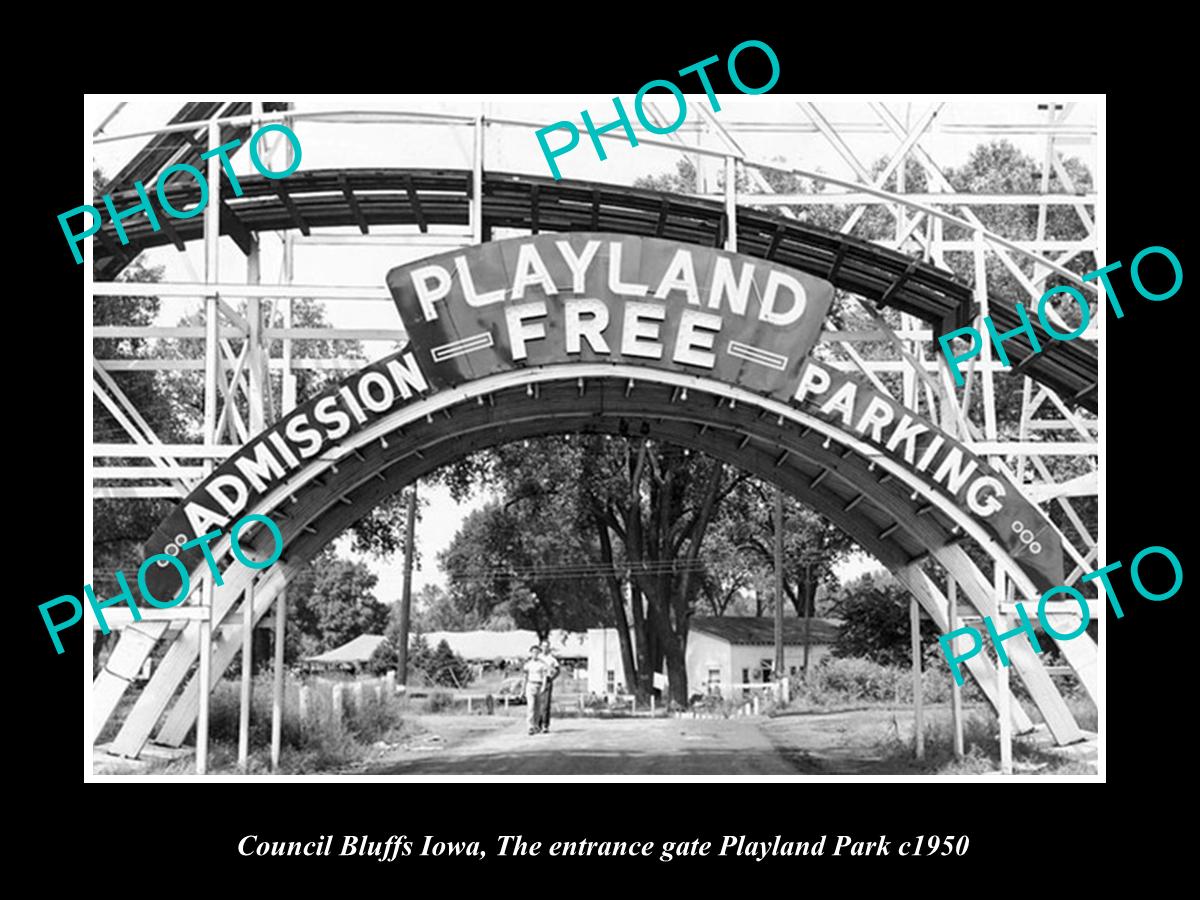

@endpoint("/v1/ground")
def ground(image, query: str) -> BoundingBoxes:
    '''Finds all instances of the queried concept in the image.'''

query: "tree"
[440,434,747,706]
[367,632,473,687]
[283,547,389,662]
[422,639,474,687]
[830,572,938,666]
[440,495,610,638]
[706,479,855,619]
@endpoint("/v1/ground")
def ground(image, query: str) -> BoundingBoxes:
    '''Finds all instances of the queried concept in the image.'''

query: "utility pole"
[773,486,784,681]
[396,483,419,690]
[803,560,813,678]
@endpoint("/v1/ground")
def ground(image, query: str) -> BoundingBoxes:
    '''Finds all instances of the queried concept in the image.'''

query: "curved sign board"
[395,233,832,403]
[142,233,1063,600]
[790,360,1064,589]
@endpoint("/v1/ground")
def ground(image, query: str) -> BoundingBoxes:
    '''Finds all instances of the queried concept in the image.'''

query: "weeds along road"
[366,714,801,775]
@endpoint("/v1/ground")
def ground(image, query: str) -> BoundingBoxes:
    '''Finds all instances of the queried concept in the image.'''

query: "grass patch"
[144,676,421,775]
[878,707,1096,775]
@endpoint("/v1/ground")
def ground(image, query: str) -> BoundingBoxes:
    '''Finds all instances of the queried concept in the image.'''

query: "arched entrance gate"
[95,232,1097,762]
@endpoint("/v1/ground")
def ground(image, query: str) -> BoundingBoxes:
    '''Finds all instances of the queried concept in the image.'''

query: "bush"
[346,690,402,742]
[421,690,456,713]
[831,580,939,666]
[370,636,474,687]
[786,653,985,709]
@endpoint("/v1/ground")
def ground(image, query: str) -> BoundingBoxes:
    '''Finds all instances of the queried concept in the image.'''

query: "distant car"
[496,677,527,705]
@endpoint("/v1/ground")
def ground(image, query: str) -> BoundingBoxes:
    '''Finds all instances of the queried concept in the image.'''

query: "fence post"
[385,670,396,694]
[753,695,760,716]
[298,685,310,728]
[332,683,344,723]
[650,694,656,715]
[354,681,364,712]
[467,696,473,715]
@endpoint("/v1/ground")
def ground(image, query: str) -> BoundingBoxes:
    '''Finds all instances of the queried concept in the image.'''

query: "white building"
[587,617,841,699]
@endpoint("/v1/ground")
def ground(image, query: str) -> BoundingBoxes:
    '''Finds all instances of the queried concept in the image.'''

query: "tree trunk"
[662,635,689,707]
[596,518,640,699]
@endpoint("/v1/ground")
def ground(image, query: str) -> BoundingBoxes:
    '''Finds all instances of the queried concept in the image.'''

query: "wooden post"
[650,694,656,715]
[471,114,484,244]
[724,155,738,252]
[332,683,344,723]
[196,117,222,776]
[238,581,254,771]
[271,586,287,771]
[467,695,473,715]
[948,578,964,760]
[196,583,212,775]
[280,105,297,415]
[298,684,309,725]
[773,486,784,683]
[396,485,418,689]
[385,670,395,694]
[997,571,1014,775]
[910,597,924,760]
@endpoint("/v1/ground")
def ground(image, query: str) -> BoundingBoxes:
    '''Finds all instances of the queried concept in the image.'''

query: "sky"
[87,95,1098,602]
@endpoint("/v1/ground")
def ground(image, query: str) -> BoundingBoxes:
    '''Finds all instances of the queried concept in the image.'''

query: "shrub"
[421,690,456,713]
[174,674,409,774]
[346,691,403,742]
[831,580,939,666]
[786,653,985,708]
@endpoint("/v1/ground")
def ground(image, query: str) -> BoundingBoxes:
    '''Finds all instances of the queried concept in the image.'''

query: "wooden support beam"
[403,173,428,233]
[273,181,310,235]
[910,597,924,761]
[219,200,255,256]
[655,197,669,237]
[271,585,287,771]
[338,173,369,233]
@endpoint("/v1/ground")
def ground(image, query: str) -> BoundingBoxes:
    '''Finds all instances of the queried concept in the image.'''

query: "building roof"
[415,629,589,661]
[690,616,842,646]
[303,634,387,665]
[304,629,591,666]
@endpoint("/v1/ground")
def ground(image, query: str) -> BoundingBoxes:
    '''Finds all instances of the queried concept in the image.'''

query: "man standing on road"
[521,645,548,735]
[538,639,560,734]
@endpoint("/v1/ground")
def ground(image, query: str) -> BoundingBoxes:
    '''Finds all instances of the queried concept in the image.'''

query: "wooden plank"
[91,607,211,627]
[94,486,187,499]
[938,545,1086,742]
[91,466,207,480]
[92,621,170,746]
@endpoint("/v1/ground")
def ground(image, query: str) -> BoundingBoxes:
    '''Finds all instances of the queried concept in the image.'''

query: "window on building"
[606,670,615,693]
[790,666,797,677]
[706,667,721,695]
[759,659,773,681]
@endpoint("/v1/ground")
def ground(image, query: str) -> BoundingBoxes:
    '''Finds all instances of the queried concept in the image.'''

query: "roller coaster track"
[92,167,1098,413]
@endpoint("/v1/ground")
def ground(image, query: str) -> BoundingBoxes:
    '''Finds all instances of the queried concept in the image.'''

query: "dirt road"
[368,714,800,775]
